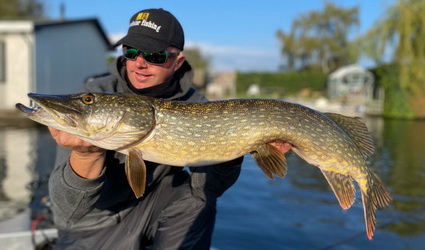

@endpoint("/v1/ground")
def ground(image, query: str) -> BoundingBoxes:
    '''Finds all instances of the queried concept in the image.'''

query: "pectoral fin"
[125,149,146,198]
[321,169,356,210]
[251,144,287,179]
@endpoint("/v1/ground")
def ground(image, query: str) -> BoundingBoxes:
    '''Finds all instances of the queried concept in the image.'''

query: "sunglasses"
[123,46,179,65]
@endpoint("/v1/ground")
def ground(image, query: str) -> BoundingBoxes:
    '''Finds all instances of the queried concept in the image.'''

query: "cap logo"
[129,12,162,33]
[136,12,150,20]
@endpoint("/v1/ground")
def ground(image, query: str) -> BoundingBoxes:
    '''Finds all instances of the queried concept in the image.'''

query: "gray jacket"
[49,57,242,231]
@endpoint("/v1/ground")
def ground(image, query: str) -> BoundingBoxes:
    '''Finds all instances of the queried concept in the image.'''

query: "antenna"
[60,2,65,20]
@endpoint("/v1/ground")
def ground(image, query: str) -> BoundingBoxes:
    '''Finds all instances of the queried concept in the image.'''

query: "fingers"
[47,127,104,153]
[48,127,60,138]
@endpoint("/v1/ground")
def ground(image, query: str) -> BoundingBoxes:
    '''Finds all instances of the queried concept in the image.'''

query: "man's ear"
[174,54,186,70]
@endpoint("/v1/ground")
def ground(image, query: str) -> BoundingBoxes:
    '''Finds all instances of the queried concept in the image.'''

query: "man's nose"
[135,54,148,67]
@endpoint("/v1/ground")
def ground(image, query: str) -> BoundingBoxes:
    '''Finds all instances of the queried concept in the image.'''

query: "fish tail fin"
[125,149,147,198]
[251,144,287,179]
[361,190,376,240]
[362,171,393,239]
[370,171,393,209]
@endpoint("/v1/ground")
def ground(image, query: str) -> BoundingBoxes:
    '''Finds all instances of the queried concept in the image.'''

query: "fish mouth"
[16,94,79,128]
[16,101,43,114]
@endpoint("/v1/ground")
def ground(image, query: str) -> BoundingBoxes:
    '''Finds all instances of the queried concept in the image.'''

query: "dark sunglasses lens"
[143,52,167,64]
[124,48,139,59]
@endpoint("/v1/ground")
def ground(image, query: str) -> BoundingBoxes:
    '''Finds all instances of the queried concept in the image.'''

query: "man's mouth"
[135,72,151,81]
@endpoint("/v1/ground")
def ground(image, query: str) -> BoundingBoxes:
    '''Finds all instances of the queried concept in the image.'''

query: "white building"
[327,64,375,103]
[206,71,236,100]
[0,19,113,110]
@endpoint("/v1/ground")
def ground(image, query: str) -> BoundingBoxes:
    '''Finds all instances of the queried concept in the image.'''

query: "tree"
[0,0,44,19]
[361,0,425,119]
[183,47,211,88]
[184,47,210,70]
[276,2,359,73]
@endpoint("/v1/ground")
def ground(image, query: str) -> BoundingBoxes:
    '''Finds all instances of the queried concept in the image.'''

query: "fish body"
[16,92,392,239]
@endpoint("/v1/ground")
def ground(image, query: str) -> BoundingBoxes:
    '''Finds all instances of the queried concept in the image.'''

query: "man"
[48,8,291,249]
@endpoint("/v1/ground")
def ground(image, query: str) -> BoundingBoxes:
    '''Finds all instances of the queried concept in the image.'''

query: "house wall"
[326,65,374,103]
[35,22,110,94]
[0,21,34,109]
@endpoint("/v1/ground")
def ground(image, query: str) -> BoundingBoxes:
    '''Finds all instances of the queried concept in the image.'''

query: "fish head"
[16,92,156,149]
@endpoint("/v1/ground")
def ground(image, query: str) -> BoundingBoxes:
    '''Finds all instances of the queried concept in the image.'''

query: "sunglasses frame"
[123,46,180,65]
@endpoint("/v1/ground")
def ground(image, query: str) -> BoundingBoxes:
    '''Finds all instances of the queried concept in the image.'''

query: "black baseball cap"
[116,8,184,53]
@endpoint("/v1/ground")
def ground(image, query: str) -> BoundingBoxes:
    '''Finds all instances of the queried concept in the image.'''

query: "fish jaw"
[16,93,157,150]
[16,94,82,133]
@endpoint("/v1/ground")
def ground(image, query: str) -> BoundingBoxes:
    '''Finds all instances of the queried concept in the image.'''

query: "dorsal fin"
[251,144,287,179]
[325,113,375,157]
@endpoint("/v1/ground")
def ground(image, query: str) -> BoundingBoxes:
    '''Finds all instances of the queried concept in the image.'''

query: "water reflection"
[0,127,56,221]
[0,128,35,219]
[378,119,425,237]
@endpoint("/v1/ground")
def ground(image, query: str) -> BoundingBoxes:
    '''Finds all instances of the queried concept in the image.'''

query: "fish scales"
[143,99,287,165]
[16,92,392,239]
[144,98,360,170]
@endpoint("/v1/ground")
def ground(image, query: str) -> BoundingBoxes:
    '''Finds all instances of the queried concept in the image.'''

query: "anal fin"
[251,144,287,179]
[125,148,147,198]
[321,169,356,210]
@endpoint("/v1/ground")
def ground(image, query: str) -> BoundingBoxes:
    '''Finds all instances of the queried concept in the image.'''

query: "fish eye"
[82,94,95,105]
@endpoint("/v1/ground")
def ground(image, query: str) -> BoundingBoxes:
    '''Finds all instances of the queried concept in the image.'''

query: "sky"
[45,0,394,72]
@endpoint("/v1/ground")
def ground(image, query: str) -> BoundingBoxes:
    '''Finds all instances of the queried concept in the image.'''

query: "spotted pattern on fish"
[16,92,393,239]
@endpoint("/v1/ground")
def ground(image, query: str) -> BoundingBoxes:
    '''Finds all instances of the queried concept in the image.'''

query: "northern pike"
[16,92,392,239]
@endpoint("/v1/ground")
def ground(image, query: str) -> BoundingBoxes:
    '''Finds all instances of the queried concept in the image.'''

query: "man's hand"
[48,127,106,179]
[268,140,292,154]
[48,127,104,153]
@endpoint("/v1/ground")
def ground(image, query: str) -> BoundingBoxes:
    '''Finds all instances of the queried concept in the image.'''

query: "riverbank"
[283,97,383,117]
[0,110,37,127]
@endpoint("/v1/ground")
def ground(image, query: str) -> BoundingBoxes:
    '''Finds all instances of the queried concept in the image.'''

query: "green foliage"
[373,64,414,118]
[184,47,210,88]
[107,56,116,65]
[360,0,425,119]
[276,2,359,73]
[0,0,44,19]
[236,71,327,97]
[183,47,210,70]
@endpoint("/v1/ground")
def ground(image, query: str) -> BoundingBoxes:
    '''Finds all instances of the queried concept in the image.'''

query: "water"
[0,118,424,249]
[0,126,56,222]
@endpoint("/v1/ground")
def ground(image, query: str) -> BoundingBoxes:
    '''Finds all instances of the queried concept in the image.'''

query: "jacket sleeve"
[190,157,243,200]
[49,147,136,230]
[48,146,105,229]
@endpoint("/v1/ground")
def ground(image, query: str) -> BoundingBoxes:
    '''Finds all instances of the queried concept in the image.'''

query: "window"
[0,41,5,83]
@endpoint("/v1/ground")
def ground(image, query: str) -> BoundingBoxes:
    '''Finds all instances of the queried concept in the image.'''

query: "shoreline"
[0,110,37,127]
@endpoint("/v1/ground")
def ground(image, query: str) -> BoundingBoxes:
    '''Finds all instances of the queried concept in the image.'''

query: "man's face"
[125,47,185,89]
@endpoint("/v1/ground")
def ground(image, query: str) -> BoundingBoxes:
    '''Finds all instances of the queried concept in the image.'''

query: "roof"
[328,64,372,79]
[0,18,113,50]
[34,18,114,50]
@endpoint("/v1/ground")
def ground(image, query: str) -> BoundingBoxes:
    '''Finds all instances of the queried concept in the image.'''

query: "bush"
[236,71,327,97]
[371,64,417,119]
